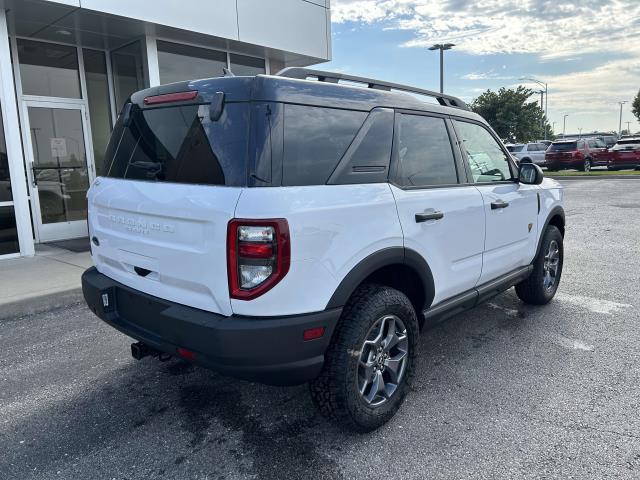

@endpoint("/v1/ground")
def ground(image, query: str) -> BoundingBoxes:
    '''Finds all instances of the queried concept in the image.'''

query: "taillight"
[143,90,198,105]
[227,219,290,300]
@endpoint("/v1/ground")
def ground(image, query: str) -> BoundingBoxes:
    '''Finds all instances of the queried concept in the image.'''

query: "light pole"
[429,43,455,94]
[521,77,548,139]
[625,121,631,134]
[552,121,556,136]
[618,101,627,136]
[563,114,568,136]
[578,128,582,138]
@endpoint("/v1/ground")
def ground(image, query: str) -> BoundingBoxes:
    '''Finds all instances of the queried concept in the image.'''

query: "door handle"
[415,211,444,223]
[491,200,509,210]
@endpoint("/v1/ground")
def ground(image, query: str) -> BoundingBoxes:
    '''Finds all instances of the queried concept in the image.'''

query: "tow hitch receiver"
[131,342,170,361]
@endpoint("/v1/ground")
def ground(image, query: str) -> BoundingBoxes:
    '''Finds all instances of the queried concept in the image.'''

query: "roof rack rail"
[276,67,470,111]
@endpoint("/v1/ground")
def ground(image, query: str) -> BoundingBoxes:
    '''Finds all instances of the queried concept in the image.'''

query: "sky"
[323,0,640,134]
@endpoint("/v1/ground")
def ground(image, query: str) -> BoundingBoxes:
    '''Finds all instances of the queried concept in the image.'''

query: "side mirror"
[519,163,544,185]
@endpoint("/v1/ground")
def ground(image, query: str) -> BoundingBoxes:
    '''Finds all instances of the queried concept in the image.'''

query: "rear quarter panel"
[232,184,403,316]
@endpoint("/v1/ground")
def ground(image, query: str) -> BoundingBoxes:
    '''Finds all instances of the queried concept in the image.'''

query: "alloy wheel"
[543,240,560,291]
[357,315,409,406]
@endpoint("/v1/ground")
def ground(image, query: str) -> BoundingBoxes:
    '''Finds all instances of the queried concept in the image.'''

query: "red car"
[607,138,640,170]
[545,138,608,171]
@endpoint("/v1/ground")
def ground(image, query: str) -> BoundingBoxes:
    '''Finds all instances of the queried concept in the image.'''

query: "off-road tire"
[515,225,563,305]
[309,284,419,432]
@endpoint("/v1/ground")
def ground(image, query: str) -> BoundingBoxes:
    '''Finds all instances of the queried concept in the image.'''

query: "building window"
[16,39,81,98]
[157,41,227,84]
[230,53,265,76]
[111,41,145,111]
[83,49,112,176]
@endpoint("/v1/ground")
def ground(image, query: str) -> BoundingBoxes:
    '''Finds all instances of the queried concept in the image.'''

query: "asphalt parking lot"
[2,178,639,480]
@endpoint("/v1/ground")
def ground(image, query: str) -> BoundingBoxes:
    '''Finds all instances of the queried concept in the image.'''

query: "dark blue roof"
[130,74,484,124]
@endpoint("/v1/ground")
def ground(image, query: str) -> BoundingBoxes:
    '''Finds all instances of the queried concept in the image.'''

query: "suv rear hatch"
[88,79,252,316]
[546,141,578,162]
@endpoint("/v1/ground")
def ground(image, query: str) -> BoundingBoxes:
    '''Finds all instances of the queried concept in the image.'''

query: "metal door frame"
[21,99,95,243]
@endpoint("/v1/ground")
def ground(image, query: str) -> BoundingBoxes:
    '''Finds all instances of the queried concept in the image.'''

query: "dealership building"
[0,0,331,259]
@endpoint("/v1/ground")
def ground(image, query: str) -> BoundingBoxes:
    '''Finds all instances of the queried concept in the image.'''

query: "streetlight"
[578,127,582,138]
[563,114,569,136]
[625,121,631,134]
[521,77,548,139]
[429,43,455,94]
[618,101,628,136]
[552,121,556,136]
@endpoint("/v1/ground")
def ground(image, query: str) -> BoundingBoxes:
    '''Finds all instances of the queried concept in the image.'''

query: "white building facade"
[0,0,331,258]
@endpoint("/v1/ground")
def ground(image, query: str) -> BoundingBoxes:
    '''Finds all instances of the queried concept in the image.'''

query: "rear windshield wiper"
[129,161,164,180]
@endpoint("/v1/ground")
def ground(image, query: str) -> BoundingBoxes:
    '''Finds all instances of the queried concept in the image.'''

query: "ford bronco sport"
[82,68,565,432]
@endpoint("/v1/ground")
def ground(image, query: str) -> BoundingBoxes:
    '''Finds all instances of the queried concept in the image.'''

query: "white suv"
[506,142,548,166]
[82,69,565,431]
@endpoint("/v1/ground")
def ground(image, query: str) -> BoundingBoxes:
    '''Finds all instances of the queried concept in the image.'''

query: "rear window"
[104,102,249,186]
[282,105,367,186]
[549,142,577,152]
[506,145,524,153]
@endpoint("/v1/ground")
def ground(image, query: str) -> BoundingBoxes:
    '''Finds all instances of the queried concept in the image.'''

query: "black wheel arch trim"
[325,247,436,311]
[536,205,565,258]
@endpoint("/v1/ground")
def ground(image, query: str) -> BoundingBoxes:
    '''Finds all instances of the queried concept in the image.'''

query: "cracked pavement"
[1,179,639,479]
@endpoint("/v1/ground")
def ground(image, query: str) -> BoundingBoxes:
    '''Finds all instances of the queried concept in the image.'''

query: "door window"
[395,114,458,187]
[28,107,89,224]
[454,120,514,183]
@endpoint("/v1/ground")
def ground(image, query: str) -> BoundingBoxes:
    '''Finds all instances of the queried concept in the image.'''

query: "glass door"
[23,101,94,242]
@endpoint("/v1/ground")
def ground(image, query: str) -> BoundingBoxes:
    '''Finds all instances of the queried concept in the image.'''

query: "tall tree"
[471,86,551,143]
[632,89,640,125]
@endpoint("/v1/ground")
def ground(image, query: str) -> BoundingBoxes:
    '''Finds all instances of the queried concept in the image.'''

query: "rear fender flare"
[325,247,435,311]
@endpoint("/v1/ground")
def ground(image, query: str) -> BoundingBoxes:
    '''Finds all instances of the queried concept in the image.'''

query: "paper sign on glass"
[50,138,67,158]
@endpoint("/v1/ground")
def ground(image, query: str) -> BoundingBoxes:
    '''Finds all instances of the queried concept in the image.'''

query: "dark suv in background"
[545,138,608,171]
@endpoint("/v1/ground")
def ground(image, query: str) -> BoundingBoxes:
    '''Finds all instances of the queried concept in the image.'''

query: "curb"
[0,288,85,321]
[548,175,640,180]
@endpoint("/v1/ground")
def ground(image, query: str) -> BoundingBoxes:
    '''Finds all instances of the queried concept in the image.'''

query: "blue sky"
[324,0,640,134]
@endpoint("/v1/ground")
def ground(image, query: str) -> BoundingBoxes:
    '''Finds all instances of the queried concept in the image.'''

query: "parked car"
[607,137,640,170]
[506,142,548,166]
[82,68,565,432]
[545,137,608,171]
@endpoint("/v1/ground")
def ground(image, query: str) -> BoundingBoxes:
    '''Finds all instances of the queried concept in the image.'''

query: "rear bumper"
[81,267,341,386]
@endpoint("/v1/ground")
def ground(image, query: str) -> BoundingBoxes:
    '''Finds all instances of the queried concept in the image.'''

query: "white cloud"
[331,0,640,131]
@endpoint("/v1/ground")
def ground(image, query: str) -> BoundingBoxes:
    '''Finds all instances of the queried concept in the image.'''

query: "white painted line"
[555,335,595,352]
[555,293,632,315]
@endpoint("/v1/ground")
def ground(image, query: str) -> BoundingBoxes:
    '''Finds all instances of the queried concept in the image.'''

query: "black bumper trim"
[81,267,341,386]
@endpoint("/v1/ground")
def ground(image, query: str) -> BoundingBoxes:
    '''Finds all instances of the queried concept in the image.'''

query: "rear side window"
[282,105,366,186]
[104,102,249,186]
[506,145,524,153]
[395,114,458,187]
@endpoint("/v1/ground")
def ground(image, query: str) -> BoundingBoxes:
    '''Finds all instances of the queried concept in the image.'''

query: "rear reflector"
[303,327,326,341]
[144,90,198,105]
[176,347,196,361]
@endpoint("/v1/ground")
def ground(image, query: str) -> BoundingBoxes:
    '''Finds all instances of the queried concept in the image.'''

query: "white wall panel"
[237,0,329,60]
[80,0,239,41]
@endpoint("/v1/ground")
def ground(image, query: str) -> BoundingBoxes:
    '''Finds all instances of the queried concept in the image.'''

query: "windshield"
[506,145,524,153]
[611,140,640,151]
[549,142,577,152]
[104,102,249,186]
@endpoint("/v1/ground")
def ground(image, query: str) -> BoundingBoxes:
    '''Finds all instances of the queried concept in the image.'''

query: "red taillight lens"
[227,219,290,300]
[143,90,198,105]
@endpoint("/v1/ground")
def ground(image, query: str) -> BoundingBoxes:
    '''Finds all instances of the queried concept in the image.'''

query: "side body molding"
[325,247,436,310]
